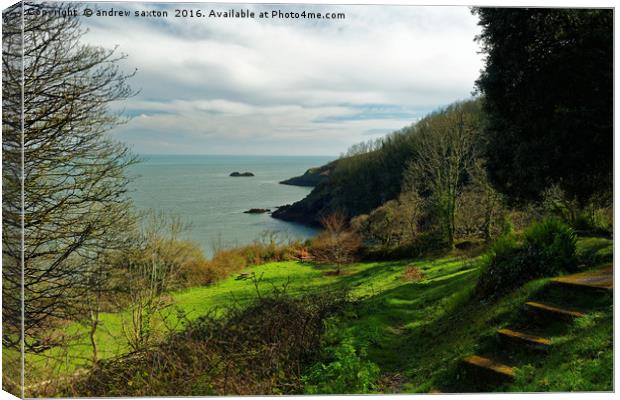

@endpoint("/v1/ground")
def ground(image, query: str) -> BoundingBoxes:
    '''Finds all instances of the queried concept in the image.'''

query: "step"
[550,265,613,291]
[462,355,515,379]
[497,328,552,350]
[525,301,585,319]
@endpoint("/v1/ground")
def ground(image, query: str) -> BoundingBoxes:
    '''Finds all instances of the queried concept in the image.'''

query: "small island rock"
[244,208,271,214]
[230,171,255,177]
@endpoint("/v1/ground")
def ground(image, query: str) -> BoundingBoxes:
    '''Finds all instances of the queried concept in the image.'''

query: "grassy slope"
[20,259,417,378]
[14,237,613,393]
[326,237,613,393]
[20,256,472,382]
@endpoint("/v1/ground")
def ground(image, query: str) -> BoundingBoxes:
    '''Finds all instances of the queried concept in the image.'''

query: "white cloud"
[80,3,483,155]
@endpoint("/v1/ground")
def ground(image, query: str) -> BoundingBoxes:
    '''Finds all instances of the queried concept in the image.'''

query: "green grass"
[22,259,421,379]
[509,292,613,391]
[23,262,327,376]
[17,236,613,393]
[319,237,613,393]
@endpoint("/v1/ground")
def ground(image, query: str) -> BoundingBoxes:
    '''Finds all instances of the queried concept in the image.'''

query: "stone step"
[497,328,552,350]
[550,265,613,291]
[462,355,515,379]
[525,301,585,319]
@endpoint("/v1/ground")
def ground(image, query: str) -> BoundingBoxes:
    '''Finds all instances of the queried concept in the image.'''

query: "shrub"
[56,289,350,397]
[542,185,612,235]
[310,213,362,274]
[158,240,212,287]
[572,206,613,235]
[576,237,613,267]
[302,338,380,394]
[474,235,523,299]
[524,218,577,274]
[360,231,449,261]
[111,237,212,293]
[235,240,304,265]
[455,183,504,241]
[203,240,305,284]
[206,250,247,281]
[476,219,577,299]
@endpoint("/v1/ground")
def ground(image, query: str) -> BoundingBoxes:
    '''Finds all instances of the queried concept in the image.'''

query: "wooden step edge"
[549,265,613,291]
[550,276,613,291]
[462,355,515,378]
[525,301,585,318]
[497,328,552,347]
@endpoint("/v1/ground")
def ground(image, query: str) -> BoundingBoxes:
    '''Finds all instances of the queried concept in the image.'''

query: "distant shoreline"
[127,154,327,256]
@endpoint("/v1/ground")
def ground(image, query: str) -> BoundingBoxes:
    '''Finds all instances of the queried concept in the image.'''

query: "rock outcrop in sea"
[244,208,270,214]
[230,171,255,177]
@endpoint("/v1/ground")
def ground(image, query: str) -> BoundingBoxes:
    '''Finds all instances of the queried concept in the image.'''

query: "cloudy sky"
[80,2,483,155]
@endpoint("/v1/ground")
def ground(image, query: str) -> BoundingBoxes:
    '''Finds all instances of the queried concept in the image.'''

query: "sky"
[79,2,484,156]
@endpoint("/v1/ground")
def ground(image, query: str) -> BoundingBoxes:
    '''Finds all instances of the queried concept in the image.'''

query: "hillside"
[279,161,337,187]
[272,130,419,226]
[21,236,612,396]
[272,99,483,227]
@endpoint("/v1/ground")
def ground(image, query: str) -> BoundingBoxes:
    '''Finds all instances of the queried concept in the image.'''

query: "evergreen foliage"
[473,8,613,205]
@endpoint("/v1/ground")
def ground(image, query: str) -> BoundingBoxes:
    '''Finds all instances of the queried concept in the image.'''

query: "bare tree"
[396,191,425,242]
[116,212,191,352]
[464,159,504,242]
[403,102,481,248]
[350,192,424,248]
[2,2,138,353]
[311,213,361,275]
[2,3,27,391]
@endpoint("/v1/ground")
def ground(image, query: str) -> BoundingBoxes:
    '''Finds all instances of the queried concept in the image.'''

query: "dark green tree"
[473,8,612,205]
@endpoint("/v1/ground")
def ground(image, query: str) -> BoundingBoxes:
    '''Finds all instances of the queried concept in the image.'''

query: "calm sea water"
[127,155,333,257]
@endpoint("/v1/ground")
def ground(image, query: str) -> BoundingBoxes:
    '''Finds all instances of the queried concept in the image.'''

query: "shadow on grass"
[330,266,555,393]
[333,268,480,367]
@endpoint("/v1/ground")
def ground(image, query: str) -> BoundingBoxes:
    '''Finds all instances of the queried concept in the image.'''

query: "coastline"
[128,154,330,256]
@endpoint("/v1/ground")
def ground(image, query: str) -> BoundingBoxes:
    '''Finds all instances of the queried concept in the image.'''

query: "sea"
[127,154,333,257]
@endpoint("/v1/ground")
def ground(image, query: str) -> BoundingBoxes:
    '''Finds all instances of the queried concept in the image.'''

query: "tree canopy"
[473,8,613,205]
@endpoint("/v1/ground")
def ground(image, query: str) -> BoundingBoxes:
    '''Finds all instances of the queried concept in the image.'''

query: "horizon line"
[136,153,339,157]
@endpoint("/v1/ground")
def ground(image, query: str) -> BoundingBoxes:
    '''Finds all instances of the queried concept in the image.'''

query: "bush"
[202,240,306,284]
[524,218,577,275]
[57,289,350,397]
[112,237,212,292]
[476,219,577,299]
[309,213,362,274]
[572,206,613,235]
[235,240,304,265]
[206,250,248,281]
[351,192,424,248]
[542,185,612,235]
[361,230,448,261]
[302,338,380,394]
[156,240,213,288]
[576,237,613,267]
[114,233,308,296]
[474,235,524,299]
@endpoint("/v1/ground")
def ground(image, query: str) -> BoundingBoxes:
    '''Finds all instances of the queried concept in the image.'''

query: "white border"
[0,1,616,400]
